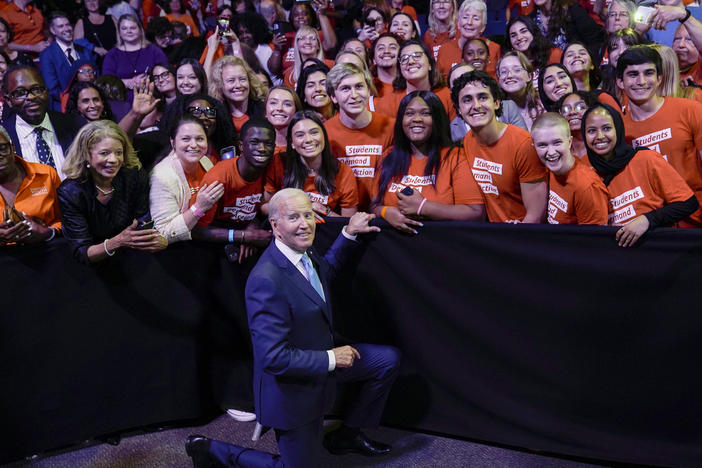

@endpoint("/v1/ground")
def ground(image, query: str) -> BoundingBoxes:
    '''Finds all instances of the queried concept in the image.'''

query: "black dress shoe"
[323,430,392,456]
[185,434,218,468]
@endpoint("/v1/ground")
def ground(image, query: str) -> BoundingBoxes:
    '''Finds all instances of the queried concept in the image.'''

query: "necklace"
[95,184,115,196]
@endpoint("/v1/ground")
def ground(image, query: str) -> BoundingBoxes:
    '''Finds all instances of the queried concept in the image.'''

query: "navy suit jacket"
[2,111,82,160]
[39,39,96,111]
[245,234,356,430]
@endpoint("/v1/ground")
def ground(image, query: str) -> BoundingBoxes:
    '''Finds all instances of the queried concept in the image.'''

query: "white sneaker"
[226,409,257,422]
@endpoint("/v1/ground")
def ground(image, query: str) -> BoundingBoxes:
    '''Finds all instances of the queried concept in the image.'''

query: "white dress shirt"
[274,228,357,372]
[16,113,67,179]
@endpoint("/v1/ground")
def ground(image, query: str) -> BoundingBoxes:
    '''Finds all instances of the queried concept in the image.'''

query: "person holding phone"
[373,90,484,234]
[58,120,167,263]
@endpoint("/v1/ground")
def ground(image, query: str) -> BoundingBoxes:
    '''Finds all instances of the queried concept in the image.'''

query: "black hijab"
[582,103,643,186]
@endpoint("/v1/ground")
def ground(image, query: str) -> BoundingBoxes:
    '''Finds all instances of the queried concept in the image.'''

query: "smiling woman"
[373,90,485,233]
[58,120,168,263]
[150,116,224,244]
[264,110,358,219]
[66,82,115,123]
[583,104,698,246]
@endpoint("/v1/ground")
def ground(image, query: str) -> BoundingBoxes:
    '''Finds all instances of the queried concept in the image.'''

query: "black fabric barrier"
[0,239,254,463]
[3,223,702,465]
[316,221,702,467]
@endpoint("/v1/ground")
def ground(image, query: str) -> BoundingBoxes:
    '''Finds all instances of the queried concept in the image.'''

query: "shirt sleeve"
[514,133,548,184]
[335,163,359,209]
[57,181,94,264]
[449,147,485,205]
[573,180,609,225]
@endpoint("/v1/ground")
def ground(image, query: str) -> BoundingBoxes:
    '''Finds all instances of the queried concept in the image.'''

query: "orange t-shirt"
[401,5,418,21]
[547,158,608,225]
[231,114,250,133]
[507,0,535,16]
[436,37,500,80]
[165,12,200,37]
[0,2,44,46]
[370,87,457,122]
[184,163,207,207]
[378,146,484,208]
[423,30,452,61]
[463,124,548,222]
[0,157,61,230]
[324,112,395,211]
[605,149,695,226]
[283,58,334,89]
[547,47,562,65]
[623,97,702,226]
[681,59,702,86]
[198,156,265,227]
[265,156,358,212]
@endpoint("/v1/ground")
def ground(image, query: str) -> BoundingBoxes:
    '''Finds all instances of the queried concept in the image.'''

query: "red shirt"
[0,157,61,230]
[198,157,265,227]
[423,30,453,61]
[605,149,694,226]
[370,87,457,122]
[463,125,547,222]
[379,146,484,208]
[436,37,500,80]
[623,97,702,226]
[0,2,44,45]
[265,156,358,212]
[325,112,395,211]
[547,158,608,225]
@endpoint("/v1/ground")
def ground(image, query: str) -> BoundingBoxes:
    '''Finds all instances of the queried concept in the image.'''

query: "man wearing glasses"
[1,65,81,179]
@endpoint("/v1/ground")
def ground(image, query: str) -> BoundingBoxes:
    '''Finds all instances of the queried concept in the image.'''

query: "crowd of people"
[2,0,702,262]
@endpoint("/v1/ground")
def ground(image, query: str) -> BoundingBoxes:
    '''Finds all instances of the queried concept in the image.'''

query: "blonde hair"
[326,63,373,98]
[292,26,324,86]
[428,0,457,41]
[650,43,696,100]
[334,49,378,96]
[208,55,268,104]
[63,120,139,180]
[116,14,148,49]
[496,50,544,122]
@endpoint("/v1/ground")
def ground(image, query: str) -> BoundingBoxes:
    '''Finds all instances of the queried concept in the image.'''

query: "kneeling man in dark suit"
[187,188,401,467]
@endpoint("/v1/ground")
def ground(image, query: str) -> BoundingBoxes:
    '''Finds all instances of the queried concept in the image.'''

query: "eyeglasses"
[78,67,95,75]
[153,70,172,82]
[498,67,527,77]
[560,102,588,115]
[0,143,11,155]
[187,106,217,118]
[607,11,630,19]
[9,85,47,100]
[399,51,424,64]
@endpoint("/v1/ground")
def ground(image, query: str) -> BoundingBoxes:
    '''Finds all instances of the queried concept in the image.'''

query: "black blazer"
[1,111,82,159]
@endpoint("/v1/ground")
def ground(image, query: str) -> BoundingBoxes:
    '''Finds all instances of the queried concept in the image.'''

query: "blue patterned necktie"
[301,253,325,301]
[33,127,55,169]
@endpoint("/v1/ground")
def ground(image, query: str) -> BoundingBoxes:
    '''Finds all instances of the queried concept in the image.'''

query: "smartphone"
[400,186,414,196]
[220,145,236,160]
[217,16,230,36]
[364,18,377,29]
[136,220,154,231]
[634,6,655,24]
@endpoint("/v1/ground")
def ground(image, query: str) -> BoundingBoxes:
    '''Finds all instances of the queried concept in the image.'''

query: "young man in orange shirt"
[531,112,608,225]
[618,46,702,227]
[324,63,394,211]
[452,70,547,223]
[195,118,274,262]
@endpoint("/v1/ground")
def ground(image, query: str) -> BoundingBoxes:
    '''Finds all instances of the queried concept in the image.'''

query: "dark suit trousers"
[208,343,400,468]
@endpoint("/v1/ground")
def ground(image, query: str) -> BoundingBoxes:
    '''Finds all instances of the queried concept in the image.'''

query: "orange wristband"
[381,206,388,220]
